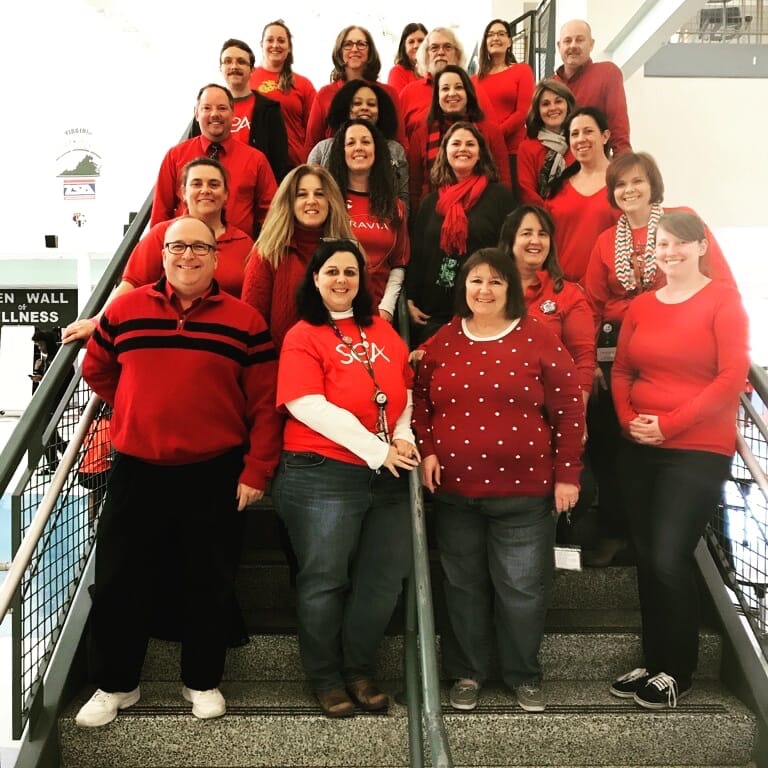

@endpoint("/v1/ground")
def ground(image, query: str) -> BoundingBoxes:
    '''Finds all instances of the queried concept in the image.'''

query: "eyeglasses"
[428,43,455,54]
[342,40,369,50]
[486,29,509,39]
[164,241,217,256]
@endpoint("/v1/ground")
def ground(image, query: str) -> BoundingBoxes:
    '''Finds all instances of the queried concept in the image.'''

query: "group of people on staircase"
[56,14,748,729]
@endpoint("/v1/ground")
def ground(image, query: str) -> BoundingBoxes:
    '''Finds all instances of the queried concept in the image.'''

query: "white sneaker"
[182,686,226,719]
[75,687,140,727]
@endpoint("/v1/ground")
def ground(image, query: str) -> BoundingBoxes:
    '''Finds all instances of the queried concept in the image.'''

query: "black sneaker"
[609,667,650,698]
[633,672,691,710]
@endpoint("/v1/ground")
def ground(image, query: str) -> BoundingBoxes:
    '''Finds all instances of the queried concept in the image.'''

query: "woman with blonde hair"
[241,164,352,349]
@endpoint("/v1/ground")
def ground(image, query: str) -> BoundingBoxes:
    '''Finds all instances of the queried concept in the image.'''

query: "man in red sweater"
[554,20,631,155]
[151,84,277,238]
[75,216,282,727]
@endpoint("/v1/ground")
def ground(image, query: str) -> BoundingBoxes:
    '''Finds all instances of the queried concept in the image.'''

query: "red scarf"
[436,174,489,255]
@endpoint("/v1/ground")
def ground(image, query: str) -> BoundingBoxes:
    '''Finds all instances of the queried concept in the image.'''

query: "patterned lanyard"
[328,318,390,443]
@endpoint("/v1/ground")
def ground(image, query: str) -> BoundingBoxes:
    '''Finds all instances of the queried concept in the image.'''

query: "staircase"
[58,504,757,767]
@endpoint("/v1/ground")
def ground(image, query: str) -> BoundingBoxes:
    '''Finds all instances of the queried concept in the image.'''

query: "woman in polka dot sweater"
[412,247,583,713]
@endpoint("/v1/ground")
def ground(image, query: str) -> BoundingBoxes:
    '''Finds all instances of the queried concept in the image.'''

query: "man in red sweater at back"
[554,19,631,155]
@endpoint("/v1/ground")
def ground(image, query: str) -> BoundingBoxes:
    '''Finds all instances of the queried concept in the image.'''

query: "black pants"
[586,364,628,540]
[89,449,242,692]
[619,440,729,684]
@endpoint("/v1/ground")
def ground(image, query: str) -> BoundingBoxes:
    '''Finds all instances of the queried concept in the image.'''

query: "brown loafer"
[316,688,355,718]
[346,678,389,711]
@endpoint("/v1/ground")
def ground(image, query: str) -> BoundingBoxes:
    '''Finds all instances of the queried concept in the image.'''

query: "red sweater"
[278,316,413,466]
[83,279,282,489]
[553,59,631,155]
[412,315,583,497]
[304,79,406,158]
[387,64,419,93]
[585,206,737,325]
[122,219,252,297]
[612,283,749,456]
[471,64,535,154]
[249,67,317,168]
[407,118,512,214]
[516,137,573,207]
[346,191,409,308]
[150,135,277,238]
[240,225,323,349]
[545,180,620,283]
[524,271,596,393]
[399,76,499,141]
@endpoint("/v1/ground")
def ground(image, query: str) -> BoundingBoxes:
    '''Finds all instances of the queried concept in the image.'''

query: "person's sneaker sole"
[517,699,546,712]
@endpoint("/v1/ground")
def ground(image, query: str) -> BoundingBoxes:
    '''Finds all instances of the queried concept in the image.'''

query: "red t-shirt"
[278,316,414,466]
[249,68,317,167]
[346,191,409,308]
[231,94,256,144]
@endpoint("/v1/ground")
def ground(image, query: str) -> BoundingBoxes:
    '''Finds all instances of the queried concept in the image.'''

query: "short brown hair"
[606,151,665,209]
[454,248,526,320]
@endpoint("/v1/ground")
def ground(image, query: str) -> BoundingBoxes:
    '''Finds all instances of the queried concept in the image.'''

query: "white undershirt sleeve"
[286,394,390,469]
[378,267,405,317]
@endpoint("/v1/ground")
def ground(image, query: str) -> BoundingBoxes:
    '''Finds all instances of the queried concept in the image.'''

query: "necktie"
[208,142,223,161]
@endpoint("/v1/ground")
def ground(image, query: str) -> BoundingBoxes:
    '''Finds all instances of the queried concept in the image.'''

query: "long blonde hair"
[251,165,352,268]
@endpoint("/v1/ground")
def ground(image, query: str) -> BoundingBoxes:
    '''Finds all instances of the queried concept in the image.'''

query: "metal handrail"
[398,294,453,768]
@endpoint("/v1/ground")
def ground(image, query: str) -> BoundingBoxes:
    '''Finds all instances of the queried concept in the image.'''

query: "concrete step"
[59,680,756,767]
[138,620,722,683]
[236,561,641,621]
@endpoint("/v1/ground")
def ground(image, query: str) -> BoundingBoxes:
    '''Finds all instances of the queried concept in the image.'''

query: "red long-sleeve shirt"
[524,271,596,393]
[612,282,749,456]
[150,135,277,238]
[553,59,631,155]
[471,64,535,154]
[516,137,573,207]
[584,206,737,325]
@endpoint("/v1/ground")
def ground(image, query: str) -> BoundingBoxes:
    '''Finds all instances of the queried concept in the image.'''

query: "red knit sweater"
[412,315,583,497]
[83,279,282,489]
[612,282,749,456]
[240,226,323,349]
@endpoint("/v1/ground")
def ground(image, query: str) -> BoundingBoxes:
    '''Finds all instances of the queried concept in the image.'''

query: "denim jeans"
[433,492,555,689]
[273,451,412,692]
[619,440,729,685]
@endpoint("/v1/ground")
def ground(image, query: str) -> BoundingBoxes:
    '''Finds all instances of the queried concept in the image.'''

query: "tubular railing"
[397,295,453,768]
[0,185,155,751]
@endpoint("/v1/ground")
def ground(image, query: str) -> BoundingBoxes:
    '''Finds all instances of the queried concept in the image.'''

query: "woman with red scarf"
[406,121,517,346]
[406,66,511,217]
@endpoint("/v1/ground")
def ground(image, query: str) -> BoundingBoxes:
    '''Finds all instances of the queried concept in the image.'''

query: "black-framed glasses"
[342,39,369,50]
[486,29,509,39]
[163,241,217,256]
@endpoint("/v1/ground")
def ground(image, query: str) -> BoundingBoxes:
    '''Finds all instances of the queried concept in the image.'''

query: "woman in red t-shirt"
[274,239,419,718]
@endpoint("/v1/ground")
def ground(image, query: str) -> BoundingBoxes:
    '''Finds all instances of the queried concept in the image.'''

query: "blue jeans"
[433,492,555,689]
[273,451,412,692]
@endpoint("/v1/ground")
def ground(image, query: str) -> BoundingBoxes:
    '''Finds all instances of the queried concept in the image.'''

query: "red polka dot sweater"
[412,315,584,498]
